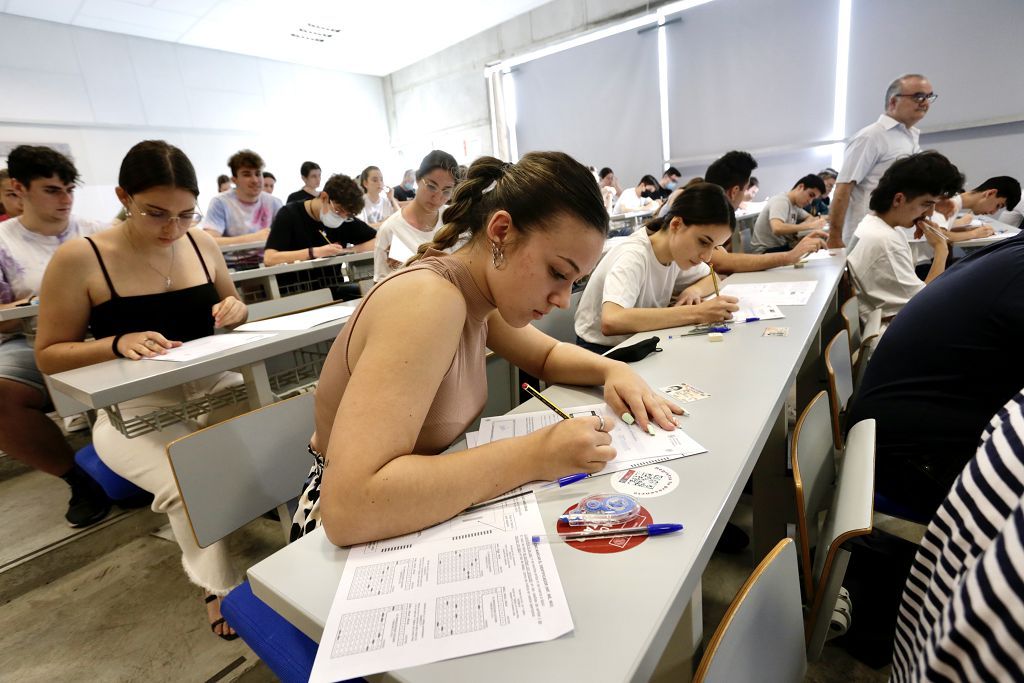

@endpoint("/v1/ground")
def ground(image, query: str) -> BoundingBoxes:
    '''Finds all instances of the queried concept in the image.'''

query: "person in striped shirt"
[892,389,1024,682]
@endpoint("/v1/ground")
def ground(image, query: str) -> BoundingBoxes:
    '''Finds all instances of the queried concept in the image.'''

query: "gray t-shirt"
[750,193,809,253]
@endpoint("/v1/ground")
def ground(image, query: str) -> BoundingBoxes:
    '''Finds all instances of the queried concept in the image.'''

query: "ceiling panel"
[0,0,553,76]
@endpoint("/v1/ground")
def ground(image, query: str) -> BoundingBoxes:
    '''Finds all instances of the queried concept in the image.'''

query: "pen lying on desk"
[532,523,684,543]
[462,473,589,513]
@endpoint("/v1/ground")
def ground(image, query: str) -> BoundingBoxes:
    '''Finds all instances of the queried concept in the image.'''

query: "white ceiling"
[0,0,552,76]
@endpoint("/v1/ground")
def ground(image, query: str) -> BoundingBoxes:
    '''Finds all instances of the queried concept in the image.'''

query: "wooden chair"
[693,539,807,683]
[824,330,854,450]
[791,391,876,660]
[839,297,862,352]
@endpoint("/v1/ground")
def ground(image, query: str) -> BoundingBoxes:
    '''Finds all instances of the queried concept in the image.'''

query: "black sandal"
[205,594,239,641]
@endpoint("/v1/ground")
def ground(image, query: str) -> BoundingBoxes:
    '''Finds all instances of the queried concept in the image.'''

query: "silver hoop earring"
[490,241,506,270]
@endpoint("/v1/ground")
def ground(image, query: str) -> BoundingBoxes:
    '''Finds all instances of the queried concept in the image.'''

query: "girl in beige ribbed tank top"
[292,151,685,546]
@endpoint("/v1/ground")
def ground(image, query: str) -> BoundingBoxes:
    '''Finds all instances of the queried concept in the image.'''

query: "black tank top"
[85,233,220,342]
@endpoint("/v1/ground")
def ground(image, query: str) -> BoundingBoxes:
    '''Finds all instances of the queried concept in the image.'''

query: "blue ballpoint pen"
[532,523,684,543]
[462,473,589,513]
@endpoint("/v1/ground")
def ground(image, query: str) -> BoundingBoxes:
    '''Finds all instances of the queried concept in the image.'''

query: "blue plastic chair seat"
[74,444,147,501]
[221,580,325,683]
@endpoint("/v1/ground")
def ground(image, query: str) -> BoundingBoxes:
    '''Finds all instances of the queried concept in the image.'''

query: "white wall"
[384,0,651,178]
[0,14,391,221]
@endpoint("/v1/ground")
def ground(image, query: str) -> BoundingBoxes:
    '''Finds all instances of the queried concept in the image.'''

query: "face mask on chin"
[666,181,678,191]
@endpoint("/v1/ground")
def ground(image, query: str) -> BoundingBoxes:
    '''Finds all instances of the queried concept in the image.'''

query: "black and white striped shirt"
[892,390,1024,682]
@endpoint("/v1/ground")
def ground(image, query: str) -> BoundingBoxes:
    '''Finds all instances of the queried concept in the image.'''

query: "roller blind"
[512,28,663,185]
[665,0,839,160]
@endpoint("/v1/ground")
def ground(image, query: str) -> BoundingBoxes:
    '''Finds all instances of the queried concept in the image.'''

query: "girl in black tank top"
[34,140,251,641]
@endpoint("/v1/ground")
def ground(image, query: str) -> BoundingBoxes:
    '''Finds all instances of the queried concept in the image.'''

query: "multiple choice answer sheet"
[469,403,707,478]
[309,493,572,682]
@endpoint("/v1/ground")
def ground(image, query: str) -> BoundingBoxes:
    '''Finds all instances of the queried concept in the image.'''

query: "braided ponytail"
[408,157,506,264]
[409,150,607,264]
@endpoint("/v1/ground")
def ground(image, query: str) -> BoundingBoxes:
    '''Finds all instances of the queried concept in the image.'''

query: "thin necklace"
[126,225,175,289]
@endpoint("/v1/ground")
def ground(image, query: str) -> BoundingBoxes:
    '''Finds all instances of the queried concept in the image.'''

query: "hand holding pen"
[520,383,616,478]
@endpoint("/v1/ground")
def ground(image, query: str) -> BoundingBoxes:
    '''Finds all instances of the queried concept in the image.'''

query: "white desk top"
[247,253,848,682]
[45,303,356,410]
[609,208,656,222]
[220,240,266,253]
[229,252,373,283]
[0,302,39,322]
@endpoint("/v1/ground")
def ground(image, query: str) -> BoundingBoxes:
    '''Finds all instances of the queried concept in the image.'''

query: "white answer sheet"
[388,237,416,263]
[719,280,818,306]
[731,302,784,321]
[799,249,839,261]
[234,304,357,332]
[475,403,707,475]
[310,493,572,682]
[144,333,274,362]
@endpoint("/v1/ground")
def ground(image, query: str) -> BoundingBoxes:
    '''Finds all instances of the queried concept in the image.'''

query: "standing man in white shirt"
[847,151,964,322]
[0,145,111,527]
[202,149,283,246]
[828,74,935,249]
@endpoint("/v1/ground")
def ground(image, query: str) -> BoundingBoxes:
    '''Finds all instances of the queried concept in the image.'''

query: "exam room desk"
[247,253,848,682]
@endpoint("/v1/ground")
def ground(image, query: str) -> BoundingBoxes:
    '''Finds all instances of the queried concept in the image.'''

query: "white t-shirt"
[847,214,923,320]
[0,215,107,341]
[202,189,283,237]
[574,229,709,347]
[358,194,396,225]
[613,188,655,214]
[373,208,445,282]
[838,114,921,246]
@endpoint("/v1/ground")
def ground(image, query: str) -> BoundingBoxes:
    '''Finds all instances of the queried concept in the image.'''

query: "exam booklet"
[309,493,573,682]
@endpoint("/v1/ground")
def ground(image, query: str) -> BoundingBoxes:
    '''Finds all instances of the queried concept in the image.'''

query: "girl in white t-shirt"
[575,183,739,353]
[373,151,458,282]
[358,165,400,227]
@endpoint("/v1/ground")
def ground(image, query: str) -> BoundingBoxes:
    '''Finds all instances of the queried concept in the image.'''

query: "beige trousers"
[92,372,247,595]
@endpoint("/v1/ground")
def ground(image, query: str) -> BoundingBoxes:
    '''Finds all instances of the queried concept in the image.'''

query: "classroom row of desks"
[0,251,376,334]
[243,251,848,682]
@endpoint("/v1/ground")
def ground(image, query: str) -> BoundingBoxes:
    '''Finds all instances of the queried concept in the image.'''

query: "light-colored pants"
[92,372,247,595]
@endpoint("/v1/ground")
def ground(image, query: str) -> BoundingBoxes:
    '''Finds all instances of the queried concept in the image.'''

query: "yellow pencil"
[521,383,572,420]
[710,263,721,297]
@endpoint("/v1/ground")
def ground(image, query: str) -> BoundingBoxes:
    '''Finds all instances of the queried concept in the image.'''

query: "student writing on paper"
[573,184,740,355]
[907,175,1022,279]
[372,150,457,282]
[612,174,662,214]
[263,173,374,266]
[846,151,964,323]
[749,174,829,253]
[35,141,251,641]
[291,152,683,547]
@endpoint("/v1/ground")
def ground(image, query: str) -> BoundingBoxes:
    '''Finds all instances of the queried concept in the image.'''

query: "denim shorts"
[0,336,46,394]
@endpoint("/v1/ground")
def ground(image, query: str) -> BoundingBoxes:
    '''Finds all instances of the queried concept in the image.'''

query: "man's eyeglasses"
[895,92,938,105]
[421,179,454,199]
[128,197,203,228]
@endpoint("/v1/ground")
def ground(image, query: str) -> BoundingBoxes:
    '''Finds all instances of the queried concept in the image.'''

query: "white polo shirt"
[838,114,921,246]
[847,214,923,320]
[574,229,709,347]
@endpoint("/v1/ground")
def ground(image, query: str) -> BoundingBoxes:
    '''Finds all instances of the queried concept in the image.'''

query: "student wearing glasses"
[35,140,250,641]
[373,150,458,282]
[828,74,936,249]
